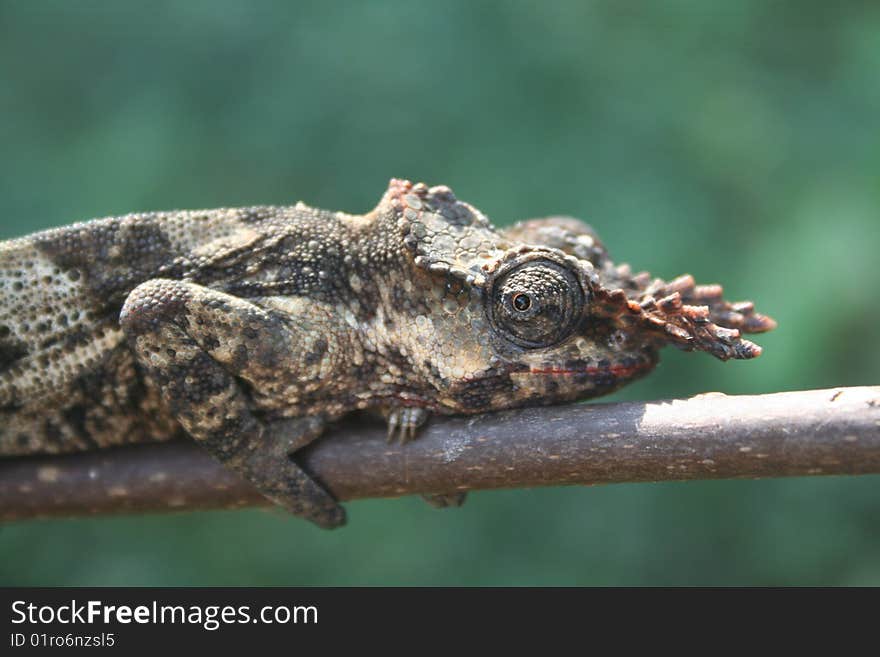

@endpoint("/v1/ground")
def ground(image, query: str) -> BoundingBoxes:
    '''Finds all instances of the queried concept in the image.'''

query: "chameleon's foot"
[385,407,430,444]
[255,420,347,529]
[253,458,346,529]
[422,492,468,508]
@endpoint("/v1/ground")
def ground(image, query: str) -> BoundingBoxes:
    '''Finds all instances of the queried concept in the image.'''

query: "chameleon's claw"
[386,413,400,443]
[401,415,415,444]
[385,407,429,445]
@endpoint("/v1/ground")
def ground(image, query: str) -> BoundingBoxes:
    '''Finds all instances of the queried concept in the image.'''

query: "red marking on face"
[528,361,651,378]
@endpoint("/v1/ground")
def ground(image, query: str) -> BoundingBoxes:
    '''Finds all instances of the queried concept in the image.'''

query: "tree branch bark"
[1,386,878,521]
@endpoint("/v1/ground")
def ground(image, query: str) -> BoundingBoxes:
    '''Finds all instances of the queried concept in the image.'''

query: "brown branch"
[1,386,879,521]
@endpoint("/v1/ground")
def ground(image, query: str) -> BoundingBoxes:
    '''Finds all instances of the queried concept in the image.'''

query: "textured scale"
[0,179,776,528]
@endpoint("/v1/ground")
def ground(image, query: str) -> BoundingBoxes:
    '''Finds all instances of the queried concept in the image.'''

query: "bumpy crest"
[502,216,609,268]
[388,179,512,286]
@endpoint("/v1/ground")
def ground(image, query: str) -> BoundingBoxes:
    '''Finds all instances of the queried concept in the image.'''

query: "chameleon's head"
[473,247,658,408]
[383,179,776,414]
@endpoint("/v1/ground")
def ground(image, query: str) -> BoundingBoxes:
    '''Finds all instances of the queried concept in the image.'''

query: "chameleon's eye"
[488,258,586,348]
[511,292,532,312]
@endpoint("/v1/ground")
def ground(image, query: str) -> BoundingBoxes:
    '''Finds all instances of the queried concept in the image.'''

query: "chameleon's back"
[0,208,286,455]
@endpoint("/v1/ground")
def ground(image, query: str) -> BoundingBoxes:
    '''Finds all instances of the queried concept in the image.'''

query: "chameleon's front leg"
[119,279,345,529]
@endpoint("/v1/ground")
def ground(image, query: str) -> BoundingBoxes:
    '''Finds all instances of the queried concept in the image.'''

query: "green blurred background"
[1,1,878,585]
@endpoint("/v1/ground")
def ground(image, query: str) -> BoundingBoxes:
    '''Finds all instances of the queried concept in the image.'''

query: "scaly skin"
[0,179,775,527]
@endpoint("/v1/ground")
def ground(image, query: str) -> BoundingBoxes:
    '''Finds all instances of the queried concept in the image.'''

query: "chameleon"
[0,179,775,528]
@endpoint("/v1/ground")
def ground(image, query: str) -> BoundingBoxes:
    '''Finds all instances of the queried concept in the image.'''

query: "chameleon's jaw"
[464,334,661,409]
[499,350,658,407]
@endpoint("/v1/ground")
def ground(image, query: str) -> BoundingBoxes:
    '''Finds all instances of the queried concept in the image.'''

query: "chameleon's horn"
[638,274,776,334]
[591,272,776,361]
